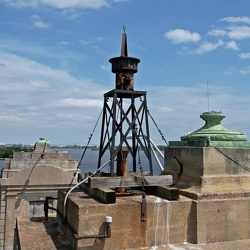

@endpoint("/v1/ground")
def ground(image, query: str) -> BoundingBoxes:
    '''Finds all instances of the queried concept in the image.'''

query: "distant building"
[0,138,79,249]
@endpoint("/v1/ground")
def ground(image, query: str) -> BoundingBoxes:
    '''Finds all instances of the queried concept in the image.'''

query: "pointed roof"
[109,27,140,74]
[121,26,128,57]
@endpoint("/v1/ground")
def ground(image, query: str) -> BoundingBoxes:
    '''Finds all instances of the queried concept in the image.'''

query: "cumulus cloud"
[53,98,102,108]
[224,65,250,75]
[101,65,109,71]
[58,41,69,45]
[0,51,249,144]
[0,52,106,136]
[219,16,250,24]
[195,40,224,54]
[164,29,201,44]
[239,66,250,74]
[225,41,239,50]
[208,28,226,37]
[158,107,174,113]
[227,25,250,40]
[167,16,250,57]
[239,53,250,59]
[30,15,50,28]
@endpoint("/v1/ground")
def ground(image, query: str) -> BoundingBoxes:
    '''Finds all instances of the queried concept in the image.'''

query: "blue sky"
[0,0,250,145]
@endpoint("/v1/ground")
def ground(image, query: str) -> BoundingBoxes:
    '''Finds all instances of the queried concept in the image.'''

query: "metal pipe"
[116,148,128,193]
[151,146,164,171]
[149,138,164,159]
[127,135,164,172]
[45,201,112,243]
[44,196,57,221]
[63,160,111,218]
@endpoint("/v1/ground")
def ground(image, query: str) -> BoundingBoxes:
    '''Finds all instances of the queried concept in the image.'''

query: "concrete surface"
[17,216,72,250]
[0,139,79,249]
[17,215,250,250]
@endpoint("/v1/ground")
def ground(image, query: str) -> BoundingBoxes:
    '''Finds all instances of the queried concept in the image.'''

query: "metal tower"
[97,27,153,176]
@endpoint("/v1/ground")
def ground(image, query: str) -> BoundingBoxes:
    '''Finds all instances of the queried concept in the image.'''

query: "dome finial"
[123,25,126,33]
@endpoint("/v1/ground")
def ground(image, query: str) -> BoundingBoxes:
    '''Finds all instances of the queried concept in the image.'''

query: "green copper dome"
[169,111,250,147]
[35,138,50,145]
[181,111,248,142]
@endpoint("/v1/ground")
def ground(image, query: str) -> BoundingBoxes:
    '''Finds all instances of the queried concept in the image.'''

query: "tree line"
[0,147,33,159]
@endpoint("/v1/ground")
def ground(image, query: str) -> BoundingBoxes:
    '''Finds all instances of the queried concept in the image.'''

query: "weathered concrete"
[162,146,250,244]
[17,216,72,249]
[17,214,250,250]
[0,138,79,249]
[58,190,192,249]
[193,198,250,244]
[163,147,250,195]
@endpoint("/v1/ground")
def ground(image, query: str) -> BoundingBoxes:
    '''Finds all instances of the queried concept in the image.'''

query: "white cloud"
[0,52,106,134]
[224,67,237,75]
[79,39,91,46]
[225,41,239,50]
[158,107,174,113]
[146,84,250,143]
[3,0,111,9]
[79,37,105,46]
[219,16,250,24]
[30,15,50,29]
[239,53,250,59]
[225,65,250,75]
[58,41,69,45]
[164,29,201,44]
[101,65,109,71]
[208,28,226,37]
[227,25,250,40]
[239,66,250,74]
[53,98,102,108]
[0,115,22,122]
[196,40,224,54]
[0,51,249,144]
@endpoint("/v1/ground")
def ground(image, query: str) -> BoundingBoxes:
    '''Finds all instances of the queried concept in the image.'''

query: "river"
[0,148,164,175]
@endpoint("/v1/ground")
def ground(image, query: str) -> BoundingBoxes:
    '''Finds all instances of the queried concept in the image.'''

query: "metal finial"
[123,25,126,33]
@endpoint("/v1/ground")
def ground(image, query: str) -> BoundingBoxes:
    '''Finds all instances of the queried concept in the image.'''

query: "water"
[0,148,163,175]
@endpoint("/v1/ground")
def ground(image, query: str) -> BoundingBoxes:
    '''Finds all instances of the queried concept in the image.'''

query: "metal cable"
[214,147,250,172]
[146,106,183,179]
[68,108,103,188]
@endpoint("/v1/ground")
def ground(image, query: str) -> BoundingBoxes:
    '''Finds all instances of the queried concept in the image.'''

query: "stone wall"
[0,142,79,250]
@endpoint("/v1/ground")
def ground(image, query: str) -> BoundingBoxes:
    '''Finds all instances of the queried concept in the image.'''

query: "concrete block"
[58,190,193,249]
[194,198,250,243]
[164,147,250,194]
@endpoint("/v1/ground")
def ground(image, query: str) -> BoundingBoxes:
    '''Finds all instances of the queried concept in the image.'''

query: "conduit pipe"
[149,138,164,171]
[44,200,112,242]
[127,135,164,172]
[63,160,111,218]
[149,138,164,159]
[151,146,164,171]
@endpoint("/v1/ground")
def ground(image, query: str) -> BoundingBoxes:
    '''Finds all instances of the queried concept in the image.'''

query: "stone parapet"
[191,197,250,244]
[163,146,250,195]
[0,138,79,249]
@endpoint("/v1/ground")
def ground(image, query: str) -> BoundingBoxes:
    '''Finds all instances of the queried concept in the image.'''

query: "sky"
[0,0,250,146]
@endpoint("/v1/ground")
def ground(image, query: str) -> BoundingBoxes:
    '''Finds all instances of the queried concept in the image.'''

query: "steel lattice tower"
[97,27,153,176]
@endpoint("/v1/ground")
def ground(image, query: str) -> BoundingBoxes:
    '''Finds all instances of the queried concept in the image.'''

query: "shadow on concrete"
[39,216,73,250]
